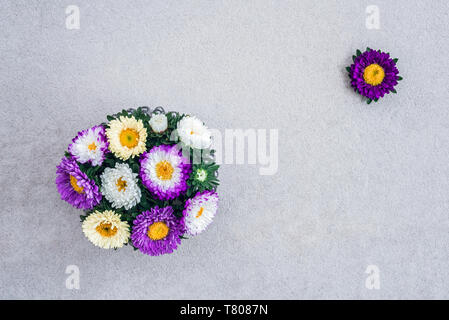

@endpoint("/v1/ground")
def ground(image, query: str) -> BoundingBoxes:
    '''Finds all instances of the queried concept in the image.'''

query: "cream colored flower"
[106,116,147,160]
[82,210,130,249]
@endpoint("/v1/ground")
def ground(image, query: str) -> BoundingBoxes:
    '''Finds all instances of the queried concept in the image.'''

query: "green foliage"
[186,163,220,196]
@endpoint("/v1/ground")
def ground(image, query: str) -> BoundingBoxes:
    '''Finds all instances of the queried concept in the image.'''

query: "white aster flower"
[140,145,190,200]
[176,116,212,149]
[100,163,141,210]
[184,191,219,236]
[106,116,147,160]
[68,125,108,166]
[82,210,130,249]
[149,114,168,133]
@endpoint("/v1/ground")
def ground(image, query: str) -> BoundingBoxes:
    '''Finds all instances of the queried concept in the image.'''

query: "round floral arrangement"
[347,48,403,104]
[56,107,219,256]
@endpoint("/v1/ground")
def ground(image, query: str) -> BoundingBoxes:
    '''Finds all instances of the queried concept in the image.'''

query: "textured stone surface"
[1,0,449,299]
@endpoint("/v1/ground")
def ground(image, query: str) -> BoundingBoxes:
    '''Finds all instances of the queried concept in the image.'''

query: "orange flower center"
[147,222,169,240]
[119,128,139,148]
[69,175,84,194]
[116,177,127,192]
[363,63,385,86]
[196,207,204,218]
[96,222,118,237]
[155,160,174,181]
[88,142,97,151]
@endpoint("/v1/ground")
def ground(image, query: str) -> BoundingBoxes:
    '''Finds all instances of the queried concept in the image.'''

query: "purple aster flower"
[348,48,401,103]
[131,206,185,256]
[56,156,102,210]
[139,144,191,200]
[68,125,109,166]
[183,190,219,236]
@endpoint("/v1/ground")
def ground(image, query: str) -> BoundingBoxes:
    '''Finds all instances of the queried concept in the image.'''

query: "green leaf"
[366,47,371,51]
[393,58,398,63]
[346,67,351,72]
[367,99,372,105]
[391,88,397,94]
[356,49,362,57]
[352,55,356,62]
[397,76,403,81]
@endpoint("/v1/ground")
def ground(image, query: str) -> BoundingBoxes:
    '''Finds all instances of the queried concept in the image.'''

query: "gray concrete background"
[1,0,449,299]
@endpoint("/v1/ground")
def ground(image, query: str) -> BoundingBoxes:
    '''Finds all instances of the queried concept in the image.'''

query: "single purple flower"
[348,48,401,102]
[56,156,102,210]
[139,144,191,200]
[131,206,185,256]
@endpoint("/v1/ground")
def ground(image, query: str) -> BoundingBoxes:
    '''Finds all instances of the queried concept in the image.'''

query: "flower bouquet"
[56,107,219,256]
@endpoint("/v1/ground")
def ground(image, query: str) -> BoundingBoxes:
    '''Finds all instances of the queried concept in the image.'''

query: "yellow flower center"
[116,177,127,192]
[155,160,174,181]
[69,175,84,194]
[363,63,385,86]
[190,130,195,135]
[196,207,204,218]
[147,221,169,240]
[95,222,118,238]
[119,128,139,148]
[88,142,97,151]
